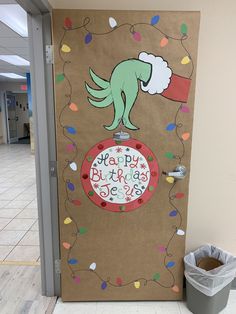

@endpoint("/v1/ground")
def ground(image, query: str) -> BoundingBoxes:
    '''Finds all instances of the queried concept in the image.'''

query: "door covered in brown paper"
[52,10,200,301]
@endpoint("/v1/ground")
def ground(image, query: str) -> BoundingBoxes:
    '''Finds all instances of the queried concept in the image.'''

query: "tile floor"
[53,290,236,313]
[0,265,56,313]
[0,144,39,263]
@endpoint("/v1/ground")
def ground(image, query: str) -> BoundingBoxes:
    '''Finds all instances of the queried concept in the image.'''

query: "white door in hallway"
[5,93,18,143]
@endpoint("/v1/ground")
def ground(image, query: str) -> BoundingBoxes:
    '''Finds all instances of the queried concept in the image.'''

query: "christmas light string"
[57,14,193,293]
[58,28,83,275]
[61,16,193,79]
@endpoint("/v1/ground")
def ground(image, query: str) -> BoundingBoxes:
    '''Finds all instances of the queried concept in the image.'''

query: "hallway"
[0,144,57,313]
[0,144,39,264]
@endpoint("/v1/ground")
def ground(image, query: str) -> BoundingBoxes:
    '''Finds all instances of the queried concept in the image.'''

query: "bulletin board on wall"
[52,10,200,301]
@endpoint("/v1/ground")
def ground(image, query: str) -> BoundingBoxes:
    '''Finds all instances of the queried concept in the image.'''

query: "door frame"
[16,0,61,296]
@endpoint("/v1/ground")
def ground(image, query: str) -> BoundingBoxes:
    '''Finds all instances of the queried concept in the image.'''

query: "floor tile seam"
[0,216,17,232]
[2,228,33,260]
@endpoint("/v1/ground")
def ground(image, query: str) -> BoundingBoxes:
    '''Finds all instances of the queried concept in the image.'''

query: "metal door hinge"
[49,161,57,177]
[55,259,61,274]
[46,45,54,64]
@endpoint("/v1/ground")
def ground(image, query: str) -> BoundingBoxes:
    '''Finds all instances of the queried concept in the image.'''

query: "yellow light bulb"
[181,56,191,65]
[134,281,141,289]
[61,44,71,53]
[64,217,72,224]
[166,177,175,184]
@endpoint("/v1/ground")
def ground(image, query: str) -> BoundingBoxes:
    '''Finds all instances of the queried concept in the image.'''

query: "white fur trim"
[138,52,172,95]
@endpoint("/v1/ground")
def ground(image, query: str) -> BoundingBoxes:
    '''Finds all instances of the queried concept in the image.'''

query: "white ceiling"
[0,0,29,82]
[48,0,130,9]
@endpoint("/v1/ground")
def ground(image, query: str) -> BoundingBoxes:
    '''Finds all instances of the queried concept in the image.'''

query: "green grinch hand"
[86,52,190,131]
[86,58,151,130]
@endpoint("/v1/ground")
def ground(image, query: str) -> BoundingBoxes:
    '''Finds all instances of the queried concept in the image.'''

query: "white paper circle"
[90,146,151,204]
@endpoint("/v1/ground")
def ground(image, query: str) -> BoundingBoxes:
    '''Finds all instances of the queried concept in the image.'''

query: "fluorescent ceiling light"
[0,73,26,79]
[0,55,29,66]
[0,4,28,37]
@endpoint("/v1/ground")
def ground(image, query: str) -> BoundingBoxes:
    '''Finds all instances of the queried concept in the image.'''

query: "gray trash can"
[184,244,236,314]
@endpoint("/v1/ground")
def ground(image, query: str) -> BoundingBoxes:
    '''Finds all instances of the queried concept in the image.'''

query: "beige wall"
[49,0,236,254]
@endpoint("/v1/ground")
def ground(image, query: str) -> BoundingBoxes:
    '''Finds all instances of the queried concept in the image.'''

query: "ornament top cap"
[113,131,130,141]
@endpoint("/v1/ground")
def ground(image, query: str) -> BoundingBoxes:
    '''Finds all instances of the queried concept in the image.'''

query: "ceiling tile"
[0,0,16,4]
[0,21,21,38]
[0,76,26,82]
[0,60,29,70]
[0,47,8,54]
[0,1,29,77]
[8,47,29,56]
[0,37,28,48]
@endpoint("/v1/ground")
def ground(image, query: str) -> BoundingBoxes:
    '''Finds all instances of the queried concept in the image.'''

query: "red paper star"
[116,147,123,153]
[93,183,99,189]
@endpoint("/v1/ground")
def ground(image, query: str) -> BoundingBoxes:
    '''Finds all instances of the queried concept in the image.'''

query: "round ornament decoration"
[81,133,159,212]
